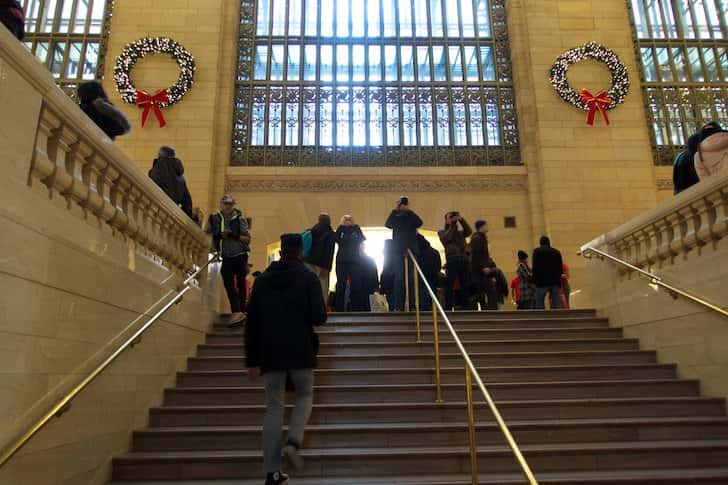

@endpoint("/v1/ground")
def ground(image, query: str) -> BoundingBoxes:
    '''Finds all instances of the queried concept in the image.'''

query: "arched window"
[20,0,114,98]
[628,0,727,165]
[232,0,520,166]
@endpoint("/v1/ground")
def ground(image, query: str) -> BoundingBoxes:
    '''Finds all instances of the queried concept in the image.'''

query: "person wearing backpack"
[206,195,251,326]
[303,213,336,301]
[334,215,366,312]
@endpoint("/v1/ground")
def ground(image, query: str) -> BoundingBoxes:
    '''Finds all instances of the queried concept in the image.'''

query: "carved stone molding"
[225,175,528,193]
[656,178,672,190]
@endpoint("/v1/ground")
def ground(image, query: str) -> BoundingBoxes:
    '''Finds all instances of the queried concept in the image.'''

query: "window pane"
[270,45,285,80]
[41,0,57,33]
[453,103,467,145]
[646,0,665,38]
[285,102,299,145]
[399,0,413,37]
[255,45,269,79]
[336,0,349,36]
[352,93,367,146]
[464,45,478,80]
[436,102,450,145]
[257,0,270,35]
[385,45,398,81]
[352,45,366,81]
[369,89,383,145]
[321,0,334,36]
[414,0,428,36]
[476,0,490,36]
[401,46,415,81]
[303,45,317,80]
[419,96,434,146]
[89,0,105,34]
[352,0,365,36]
[469,100,484,145]
[336,89,350,145]
[367,0,381,37]
[675,0,695,39]
[671,47,688,82]
[382,0,396,36]
[417,46,431,81]
[641,47,657,82]
[369,45,382,80]
[269,102,282,145]
[430,0,444,37]
[302,101,316,145]
[485,102,500,145]
[702,47,720,81]
[271,0,286,35]
[251,102,266,145]
[386,101,400,145]
[320,45,333,80]
[687,47,704,81]
[433,45,447,80]
[49,41,66,78]
[73,0,89,33]
[289,0,302,35]
[35,41,49,64]
[337,44,349,80]
[449,45,463,80]
[83,42,99,79]
[66,42,82,78]
[461,0,475,37]
[58,0,72,33]
[305,0,318,35]
[479,45,494,80]
[446,0,460,37]
[403,102,417,145]
[287,45,301,80]
[655,46,673,81]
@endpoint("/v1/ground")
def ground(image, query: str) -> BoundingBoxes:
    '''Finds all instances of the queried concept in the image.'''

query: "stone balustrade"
[0,28,208,271]
[584,170,728,275]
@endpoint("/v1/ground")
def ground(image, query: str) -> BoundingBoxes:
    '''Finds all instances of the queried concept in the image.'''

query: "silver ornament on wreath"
[549,42,630,125]
[113,37,196,127]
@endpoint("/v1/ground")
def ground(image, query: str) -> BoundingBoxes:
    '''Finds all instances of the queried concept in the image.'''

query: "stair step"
[132,417,728,452]
[176,364,677,387]
[214,317,611,332]
[205,327,622,345]
[187,350,658,371]
[107,466,728,484]
[196,338,640,357]
[148,396,727,427]
[163,379,699,406]
[111,440,728,480]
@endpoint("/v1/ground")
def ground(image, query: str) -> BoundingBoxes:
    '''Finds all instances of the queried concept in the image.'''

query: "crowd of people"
[673,121,728,195]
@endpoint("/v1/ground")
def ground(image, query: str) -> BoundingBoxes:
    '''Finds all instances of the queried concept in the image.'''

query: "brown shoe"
[227,312,246,327]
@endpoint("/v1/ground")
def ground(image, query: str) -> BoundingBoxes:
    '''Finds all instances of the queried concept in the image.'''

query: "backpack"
[301,230,313,258]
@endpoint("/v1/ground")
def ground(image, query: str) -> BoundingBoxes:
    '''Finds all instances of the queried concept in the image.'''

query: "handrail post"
[413,258,421,343]
[433,304,443,403]
[465,364,479,485]
[404,254,410,312]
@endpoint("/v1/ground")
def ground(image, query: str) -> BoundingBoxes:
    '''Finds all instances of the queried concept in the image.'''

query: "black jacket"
[532,245,564,287]
[80,99,130,140]
[335,225,366,262]
[304,223,336,270]
[0,1,24,40]
[673,149,700,195]
[470,232,494,273]
[360,255,380,297]
[385,210,423,255]
[418,235,442,284]
[245,259,327,372]
[207,209,251,254]
[149,156,185,204]
[380,240,395,297]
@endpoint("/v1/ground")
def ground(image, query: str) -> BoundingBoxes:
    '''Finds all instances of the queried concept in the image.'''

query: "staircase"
[109,310,728,484]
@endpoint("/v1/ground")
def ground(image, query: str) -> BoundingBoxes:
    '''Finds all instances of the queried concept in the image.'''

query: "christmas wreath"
[114,37,196,127]
[549,42,630,126]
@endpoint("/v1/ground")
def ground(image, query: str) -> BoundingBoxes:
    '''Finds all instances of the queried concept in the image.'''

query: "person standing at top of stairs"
[245,233,327,485]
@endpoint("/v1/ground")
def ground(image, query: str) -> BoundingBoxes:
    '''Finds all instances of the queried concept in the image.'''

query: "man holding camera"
[385,196,423,311]
[438,211,473,310]
[206,195,251,325]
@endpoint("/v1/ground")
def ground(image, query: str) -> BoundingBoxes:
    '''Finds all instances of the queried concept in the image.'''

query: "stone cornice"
[225,175,528,192]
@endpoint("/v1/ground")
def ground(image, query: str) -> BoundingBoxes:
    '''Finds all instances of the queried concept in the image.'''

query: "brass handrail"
[405,250,539,485]
[0,254,220,469]
[580,246,728,319]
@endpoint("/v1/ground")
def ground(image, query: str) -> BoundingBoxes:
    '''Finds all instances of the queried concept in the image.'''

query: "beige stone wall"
[0,28,215,485]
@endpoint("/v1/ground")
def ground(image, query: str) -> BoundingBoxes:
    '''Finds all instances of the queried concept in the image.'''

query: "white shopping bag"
[369,292,389,313]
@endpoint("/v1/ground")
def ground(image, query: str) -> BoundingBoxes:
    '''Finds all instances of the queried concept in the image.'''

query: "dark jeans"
[392,254,415,311]
[517,299,534,310]
[221,254,249,313]
[472,272,499,310]
[535,285,561,310]
[444,255,470,310]
[335,260,362,312]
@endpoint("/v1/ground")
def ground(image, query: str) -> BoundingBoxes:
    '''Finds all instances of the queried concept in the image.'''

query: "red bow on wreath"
[135,89,169,128]
[579,89,612,126]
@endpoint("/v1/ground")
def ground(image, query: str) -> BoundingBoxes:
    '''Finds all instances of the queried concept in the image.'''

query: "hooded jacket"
[695,132,728,180]
[532,244,564,287]
[149,156,185,204]
[207,209,251,255]
[244,259,327,372]
[304,222,336,270]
